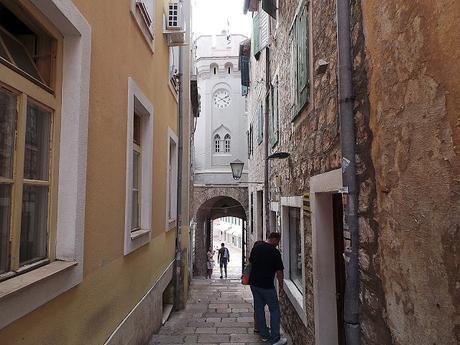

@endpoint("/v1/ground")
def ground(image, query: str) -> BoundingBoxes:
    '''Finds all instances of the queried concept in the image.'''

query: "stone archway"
[192,186,248,277]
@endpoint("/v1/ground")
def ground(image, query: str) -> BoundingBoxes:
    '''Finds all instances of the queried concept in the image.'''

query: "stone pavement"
[149,278,289,345]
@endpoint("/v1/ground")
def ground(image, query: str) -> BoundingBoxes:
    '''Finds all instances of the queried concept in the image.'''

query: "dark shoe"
[220,276,223,279]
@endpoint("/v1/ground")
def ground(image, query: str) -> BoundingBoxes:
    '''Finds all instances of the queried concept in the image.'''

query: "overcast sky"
[192,0,251,38]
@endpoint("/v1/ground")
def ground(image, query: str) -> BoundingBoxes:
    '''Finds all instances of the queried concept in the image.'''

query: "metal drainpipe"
[264,47,271,239]
[174,13,185,311]
[336,0,361,344]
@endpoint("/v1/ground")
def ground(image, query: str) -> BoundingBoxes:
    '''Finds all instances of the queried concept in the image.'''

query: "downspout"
[336,0,361,344]
[264,47,271,239]
[174,3,186,311]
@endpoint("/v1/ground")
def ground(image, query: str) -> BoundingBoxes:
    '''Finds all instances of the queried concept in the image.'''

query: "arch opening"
[193,195,247,278]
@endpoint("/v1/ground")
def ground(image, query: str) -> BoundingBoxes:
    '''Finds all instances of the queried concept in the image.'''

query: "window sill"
[0,261,77,301]
[130,229,151,240]
[284,279,307,327]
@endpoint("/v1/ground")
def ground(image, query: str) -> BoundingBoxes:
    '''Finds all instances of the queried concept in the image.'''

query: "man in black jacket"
[249,232,287,345]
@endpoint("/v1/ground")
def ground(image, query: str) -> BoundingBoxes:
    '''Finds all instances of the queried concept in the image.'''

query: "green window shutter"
[262,0,277,19]
[269,87,273,142]
[257,104,263,145]
[270,85,279,147]
[252,14,261,57]
[269,86,279,147]
[296,0,310,111]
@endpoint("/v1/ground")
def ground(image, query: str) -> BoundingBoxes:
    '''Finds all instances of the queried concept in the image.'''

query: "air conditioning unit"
[166,1,183,30]
[163,1,186,46]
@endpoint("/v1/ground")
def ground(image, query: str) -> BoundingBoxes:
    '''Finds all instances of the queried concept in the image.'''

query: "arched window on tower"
[214,134,221,152]
[224,134,231,153]
[227,66,231,74]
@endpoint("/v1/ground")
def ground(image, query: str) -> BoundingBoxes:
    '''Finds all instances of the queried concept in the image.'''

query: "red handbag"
[242,264,251,285]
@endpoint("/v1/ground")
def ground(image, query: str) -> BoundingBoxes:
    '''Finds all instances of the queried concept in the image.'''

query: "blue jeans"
[250,285,281,344]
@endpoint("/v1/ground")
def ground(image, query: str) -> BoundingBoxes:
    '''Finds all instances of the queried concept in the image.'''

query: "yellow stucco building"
[0,0,191,344]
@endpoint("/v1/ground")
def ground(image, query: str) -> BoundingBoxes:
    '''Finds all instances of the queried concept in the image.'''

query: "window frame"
[280,196,307,326]
[130,0,156,51]
[224,133,231,153]
[269,78,279,148]
[124,77,154,255]
[166,128,178,231]
[0,0,91,330]
[0,75,58,279]
[214,134,221,153]
[257,103,263,145]
[0,0,61,282]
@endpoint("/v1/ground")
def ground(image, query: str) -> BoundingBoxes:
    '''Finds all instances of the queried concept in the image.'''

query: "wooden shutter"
[259,11,270,50]
[270,85,279,147]
[296,0,310,111]
[253,14,261,56]
[257,104,263,145]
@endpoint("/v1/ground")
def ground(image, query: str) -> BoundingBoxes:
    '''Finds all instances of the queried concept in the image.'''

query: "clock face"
[213,89,231,109]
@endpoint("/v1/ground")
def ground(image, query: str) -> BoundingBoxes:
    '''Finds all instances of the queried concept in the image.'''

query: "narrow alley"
[0,0,458,344]
[149,279,288,345]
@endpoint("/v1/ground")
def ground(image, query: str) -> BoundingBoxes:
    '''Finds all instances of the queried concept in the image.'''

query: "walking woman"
[206,247,215,279]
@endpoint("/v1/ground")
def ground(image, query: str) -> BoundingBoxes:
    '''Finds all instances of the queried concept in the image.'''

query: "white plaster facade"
[193,33,248,185]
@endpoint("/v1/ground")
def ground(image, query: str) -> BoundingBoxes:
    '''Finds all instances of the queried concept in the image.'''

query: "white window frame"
[166,128,178,230]
[130,0,156,51]
[0,0,91,330]
[124,77,154,255]
[214,134,221,153]
[224,134,231,153]
[280,196,307,327]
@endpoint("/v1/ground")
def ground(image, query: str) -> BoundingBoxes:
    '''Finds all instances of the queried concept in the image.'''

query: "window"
[288,207,302,290]
[167,130,178,229]
[124,78,153,255]
[1,87,54,276]
[257,104,263,145]
[169,47,180,95]
[280,196,306,325]
[269,82,279,147]
[248,123,254,157]
[0,2,59,280]
[227,66,231,74]
[131,0,155,49]
[250,192,254,234]
[0,0,91,329]
[132,113,142,231]
[0,2,56,90]
[292,0,310,118]
[224,134,231,153]
[214,134,221,152]
[213,66,217,75]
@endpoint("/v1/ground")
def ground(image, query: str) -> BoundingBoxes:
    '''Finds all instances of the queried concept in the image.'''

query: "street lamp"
[230,159,245,180]
[230,152,290,182]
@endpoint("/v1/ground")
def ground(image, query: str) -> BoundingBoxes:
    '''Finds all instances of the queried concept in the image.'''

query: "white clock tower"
[193,33,248,185]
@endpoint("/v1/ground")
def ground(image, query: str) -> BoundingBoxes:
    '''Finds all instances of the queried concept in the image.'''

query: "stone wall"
[245,0,343,342]
[358,0,460,344]
[246,0,459,344]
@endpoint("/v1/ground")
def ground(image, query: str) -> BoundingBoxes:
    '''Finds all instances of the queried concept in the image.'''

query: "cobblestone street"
[149,279,288,345]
